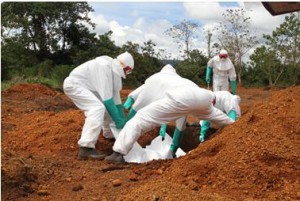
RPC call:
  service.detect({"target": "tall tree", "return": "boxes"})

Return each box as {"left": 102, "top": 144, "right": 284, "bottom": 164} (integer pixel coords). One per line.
{"left": 213, "top": 8, "right": 258, "bottom": 83}
{"left": 205, "top": 29, "right": 213, "bottom": 58}
{"left": 263, "top": 13, "right": 300, "bottom": 85}
{"left": 1, "top": 2, "right": 95, "bottom": 61}
{"left": 165, "top": 19, "right": 200, "bottom": 59}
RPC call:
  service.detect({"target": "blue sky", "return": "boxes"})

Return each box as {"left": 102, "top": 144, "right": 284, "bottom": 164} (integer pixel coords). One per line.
{"left": 90, "top": 2, "right": 187, "bottom": 26}
{"left": 90, "top": 2, "right": 241, "bottom": 26}
{"left": 86, "top": 2, "right": 290, "bottom": 60}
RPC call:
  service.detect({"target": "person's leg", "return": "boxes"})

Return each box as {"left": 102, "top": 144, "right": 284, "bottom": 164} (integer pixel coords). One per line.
{"left": 170, "top": 116, "right": 187, "bottom": 156}
{"left": 63, "top": 77, "right": 106, "bottom": 159}
{"left": 102, "top": 111, "right": 114, "bottom": 139}
{"left": 106, "top": 98, "right": 186, "bottom": 163}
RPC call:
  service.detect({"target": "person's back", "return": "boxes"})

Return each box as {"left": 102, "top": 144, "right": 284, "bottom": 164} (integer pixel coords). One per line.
{"left": 132, "top": 64, "right": 195, "bottom": 111}
{"left": 199, "top": 90, "right": 241, "bottom": 143}
{"left": 214, "top": 91, "right": 241, "bottom": 118}
{"left": 69, "top": 56, "right": 113, "bottom": 97}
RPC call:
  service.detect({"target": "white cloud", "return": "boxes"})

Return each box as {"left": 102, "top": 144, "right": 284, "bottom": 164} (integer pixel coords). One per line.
{"left": 183, "top": 2, "right": 231, "bottom": 22}
{"left": 87, "top": 2, "right": 289, "bottom": 61}
{"left": 88, "top": 13, "right": 110, "bottom": 34}
{"left": 242, "top": 2, "right": 286, "bottom": 37}
{"left": 88, "top": 13, "right": 181, "bottom": 59}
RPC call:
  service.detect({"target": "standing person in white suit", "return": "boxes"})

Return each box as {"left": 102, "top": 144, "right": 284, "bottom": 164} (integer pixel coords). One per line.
{"left": 122, "top": 64, "right": 193, "bottom": 156}
{"left": 63, "top": 52, "right": 134, "bottom": 160}
{"left": 199, "top": 91, "right": 241, "bottom": 143}
{"left": 105, "top": 86, "right": 234, "bottom": 164}
{"left": 205, "top": 49, "right": 237, "bottom": 94}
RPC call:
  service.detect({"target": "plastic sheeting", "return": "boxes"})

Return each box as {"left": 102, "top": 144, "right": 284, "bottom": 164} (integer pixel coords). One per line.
{"left": 110, "top": 124, "right": 186, "bottom": 163}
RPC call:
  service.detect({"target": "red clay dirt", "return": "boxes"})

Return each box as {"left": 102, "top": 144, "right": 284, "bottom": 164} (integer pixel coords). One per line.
{"left": 1, "top": 83, "right": 299, "bottom": 201}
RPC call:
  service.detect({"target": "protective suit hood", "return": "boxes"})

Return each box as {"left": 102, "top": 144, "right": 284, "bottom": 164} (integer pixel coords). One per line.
{"left": 112, "top": 59, "right": 126, "bottom": 79}
{"left": 160, "top": 64, "right": 177, "bottom": 74}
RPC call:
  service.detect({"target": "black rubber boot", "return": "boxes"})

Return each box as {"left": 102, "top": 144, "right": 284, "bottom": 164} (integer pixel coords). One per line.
{"left": 104, "top": 151, "right": 125, "bottom": 164}
{"left": 78, "top": 147, "right": 106, "bottom": 160}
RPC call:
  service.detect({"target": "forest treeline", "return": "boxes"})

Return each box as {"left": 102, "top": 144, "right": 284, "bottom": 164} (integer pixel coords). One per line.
{"left": 1, "top": 2, "right": 299, "bottom": 90}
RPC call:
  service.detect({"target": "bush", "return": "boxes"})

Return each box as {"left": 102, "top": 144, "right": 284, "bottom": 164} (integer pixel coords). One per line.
{"left": 50, "top": 65, "right": 75, "bottom": 88}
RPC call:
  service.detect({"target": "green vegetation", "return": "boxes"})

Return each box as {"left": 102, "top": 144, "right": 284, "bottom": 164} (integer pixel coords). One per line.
{"left": 1, "top": 2, "right": 299, "bottom": 91}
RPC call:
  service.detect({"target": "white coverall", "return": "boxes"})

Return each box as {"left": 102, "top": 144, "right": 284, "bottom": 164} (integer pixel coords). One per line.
{"left": 127, "top": 84, "right": 145, "bottom": 103}
{"left": 63, "top": 56, "right": 124, "bottom": 148}
{"left": 130, "top": 64, "right": 194, "bottom": 131}
{"left": 113, "top": 86, "right": 234, "bottom": 155}
{"left": 214, "top": 91, "right": 241, "bottom": 118}
{"left": 208, "top": 56, "right": 236, "bottom": 92}
{"left": 201, "top": 91, "right": 241, "bottom": 128}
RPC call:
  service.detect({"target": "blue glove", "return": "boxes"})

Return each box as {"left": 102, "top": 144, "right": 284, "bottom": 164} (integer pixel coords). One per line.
{"left": 159, "top": 124, "right": 167, "bottom": 140}
{"left": 228, "top": 110, "right": 237, "bottom": 121}
{"left": 170, "top": 127, "right": 184, "bottom": 157}
{"left": 230, "top": 80, "right": 237, "bottom": 95}
{"left": 199, "top": 120, "right": 210, "bottom": 143}
{"left": 125, "top": 108, "right": 137, "bottom": 122}
{"left": 205, "top": 66, "right": 212, "bottom": 84}
{"left": 103, "top": 98, "right": 125, "bottom": 129}
{"left": 123, "top": 96, "right": 134, "bottom": 109}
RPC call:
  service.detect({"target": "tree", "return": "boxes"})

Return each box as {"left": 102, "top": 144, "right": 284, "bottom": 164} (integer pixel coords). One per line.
{"left": 70, "top": 31, "right": 120, "bottom": 66}
{"left": 249, "top": 46, "right": 281, "bottom": 86}
{"left": 176, "top": 49, "right": 208, "bottom": 85}
{"left": 263, "top": 13, "right": 300, "bottom": 85}
{"left": 1, "top": 2, "right": 95, "bottom": 62}
{"left": 141, "top": 40, "right": 156, "bottom": 57}
{"left": 205, "top": 29, "right": 213, "bottom": 58}
{"left": 213, "top": 8, "right": 258, "bottom": 84}
{"left": 165, "top": 19, "right": 200, "bottom": 59}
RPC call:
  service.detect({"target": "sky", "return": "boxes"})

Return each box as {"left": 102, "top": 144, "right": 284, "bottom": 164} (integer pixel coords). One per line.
{"left": 86, "top": 1, "right": 291, "bottom": 60}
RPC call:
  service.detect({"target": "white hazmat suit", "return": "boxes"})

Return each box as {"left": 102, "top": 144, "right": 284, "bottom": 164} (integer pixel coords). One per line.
{"left": 206, "top": 50, "right": 237, "bottom": 93}
{"left": 112, "top": 86, "right": 234, "bottom": 156}
{"left": 63, "top": 52, "right": 134, "bottom": 150}
{"left": 124, "top": 64, "right": 194, "bottom": 153}
{"left": 125, "top": 64, "right": 192, "bottom": 129}
{"left": 199, "top": 90, "right": 241, "bottom": 143}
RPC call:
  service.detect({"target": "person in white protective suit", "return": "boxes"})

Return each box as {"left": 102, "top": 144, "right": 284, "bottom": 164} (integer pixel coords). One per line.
{"left": 122, "top": 64, "right": 193, "bottom": 155}
{"left": 105, "top": 86, "right": 234, "bottom": 163}
{"left": 206, "top": 49, "right": 237, "bottom": 94}
{"left": 63, "top": 52, "right": 134, "bottom": 160}
{"left": 199, "top": 91, "right": 241, "bottom": 143}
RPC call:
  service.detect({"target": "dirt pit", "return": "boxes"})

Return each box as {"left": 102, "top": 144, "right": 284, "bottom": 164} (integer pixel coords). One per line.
{"left": 2, "top": 83, "right": 299, "bottom": 201}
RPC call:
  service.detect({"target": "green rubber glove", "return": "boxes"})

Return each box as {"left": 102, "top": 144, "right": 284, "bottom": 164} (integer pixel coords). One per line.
{"left": 125, "top": 108, "right": 136, "bottom": 122}
{"left": 230, "top": 80, "right": 236, "bottom": 95}
{"left": 123, "top": 96, "right": 134, "bottom": 109}
{"left": 116, "top": 104, "right": 125, "bottom": 119}
{"left": 228, "top": 110, "right": 237, "bottom": 121}
{"left": 170, "top": 127, "right": 184, "bottom": 157}
{"left": 159, "top": 124, "right": 167, "bottom": 140}
{"left": 199, "top": 120, "right": 210, "bottom": 143}
{"left": 205, "top": 66, "right": 212, "bottom": 84}
{"left": 103, "top": 98, "right": 125, "bottom": 129}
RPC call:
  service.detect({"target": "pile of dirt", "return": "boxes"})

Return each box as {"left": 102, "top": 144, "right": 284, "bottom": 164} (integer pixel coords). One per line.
{"left": 1, "top": 83, "right": 299, "bottom": 201}
{"left": 121, "top": 86, "right": 300, "bottom": 200}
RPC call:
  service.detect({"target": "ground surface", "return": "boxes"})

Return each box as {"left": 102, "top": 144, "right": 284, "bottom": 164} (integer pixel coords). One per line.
{"left": 1, "top": 83, "right": 300, "bottom": 201}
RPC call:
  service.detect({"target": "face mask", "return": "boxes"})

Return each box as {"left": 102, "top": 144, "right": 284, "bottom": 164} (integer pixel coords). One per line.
{"left": 219, "top": 54, "right": 228, "bottom": 59}
{"left": 123, "top": 66, "right": 133, "bottom": 76}
{"left": 118, "top": 60, "right": 133, "bottom": 76}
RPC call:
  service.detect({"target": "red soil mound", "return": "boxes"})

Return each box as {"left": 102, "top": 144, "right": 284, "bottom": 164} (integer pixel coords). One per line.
{"left": 123, "top": 86, "right": 300, "bottom": 200}
{"left": 1, "top": 84, "right": 299, "bottom": 201}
